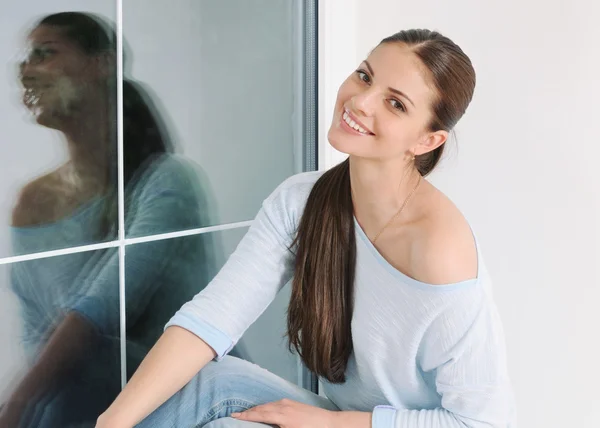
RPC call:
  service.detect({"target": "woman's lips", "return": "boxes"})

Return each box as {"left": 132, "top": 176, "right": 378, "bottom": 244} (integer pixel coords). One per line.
{"left": 341, "top": 108, "right": 374, "bottom": 135}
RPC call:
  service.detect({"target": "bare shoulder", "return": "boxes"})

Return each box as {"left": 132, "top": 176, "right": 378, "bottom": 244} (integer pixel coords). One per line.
{"left": 11, "top": 171, "right": 62, "bottom": 227}
{"left": 409, "top": 186, "right": 478, "bottom": 285}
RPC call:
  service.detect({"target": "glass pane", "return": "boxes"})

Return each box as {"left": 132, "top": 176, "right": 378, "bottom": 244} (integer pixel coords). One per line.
{"left": 125, "top": 227, "right": 299, "bottom": 384}
{"left": 122, "top": 0, "right": 306, "bottom": 233}
{"left": 0, "top": 5, "right": 118, "bottom": 258}
{"left": 0, "top": 250, "right": 121, "bottom": 426}
{"left": 123, "top": 154, "right": 214, "bottom": 240}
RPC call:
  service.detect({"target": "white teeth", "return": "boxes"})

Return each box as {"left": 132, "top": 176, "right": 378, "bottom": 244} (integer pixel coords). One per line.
{"left": 343, "top": 110, "right": 370, "bottom": 135}
{"left": 24, "top": 88, "right": 42, "bottom": 106}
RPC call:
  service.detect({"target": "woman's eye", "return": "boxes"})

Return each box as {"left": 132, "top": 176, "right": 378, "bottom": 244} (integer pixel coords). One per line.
{"left": 356, "top": 70, "right": 370, "bottom": 84}
{"left": 389, "top": 98, "right": 406, "bottom": 112}
{"left": 32, "top": 48, "right": 54, "bottom": 61}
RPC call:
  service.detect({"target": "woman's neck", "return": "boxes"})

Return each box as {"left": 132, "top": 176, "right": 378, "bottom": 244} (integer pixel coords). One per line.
{"left": 349, "top": 155, "right": 422, "bottom": 234}
{"left": 60, "top": 94, "right": 113, "bottom": 186}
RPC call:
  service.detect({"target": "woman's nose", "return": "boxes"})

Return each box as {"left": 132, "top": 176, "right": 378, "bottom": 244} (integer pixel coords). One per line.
{"left": 19, "top": 59, "right": 38, "bottom": 84}
{"left": 351, "top": 92, "right": 376, "bottom": 117}
{"left": 16, "top": 49, "right": 34, "bottom": 75}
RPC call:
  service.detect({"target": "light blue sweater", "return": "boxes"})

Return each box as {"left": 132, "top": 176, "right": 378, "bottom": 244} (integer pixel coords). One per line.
{"left": 167, "top": 171, "right": 517, "bottom": 428}
{"left": 11, "top": 155, "right": 218, "bottom": 366}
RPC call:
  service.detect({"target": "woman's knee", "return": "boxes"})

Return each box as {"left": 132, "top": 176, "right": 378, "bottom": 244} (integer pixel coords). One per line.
{"left": 137, "top": 356, "right": 266, "bottom": 427}
{"left": 197, "top": 356, "right": 274, "bottom": 396}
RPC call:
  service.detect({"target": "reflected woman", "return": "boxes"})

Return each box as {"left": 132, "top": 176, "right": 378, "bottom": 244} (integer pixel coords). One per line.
{"left": 0, "top": 12, "right": 221, "bottom": 428}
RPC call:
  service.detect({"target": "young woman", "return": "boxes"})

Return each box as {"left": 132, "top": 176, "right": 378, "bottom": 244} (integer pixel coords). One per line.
{"left": 0, "top": 12, "right": 220, "bottom": 428}
{"left": 97, "top": 29, "right": 516, "bottom": 428}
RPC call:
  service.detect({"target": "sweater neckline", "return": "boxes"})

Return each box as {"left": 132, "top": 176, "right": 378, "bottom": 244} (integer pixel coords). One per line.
{"left": 353, "top": 217, "right": 481, "bottom": 291}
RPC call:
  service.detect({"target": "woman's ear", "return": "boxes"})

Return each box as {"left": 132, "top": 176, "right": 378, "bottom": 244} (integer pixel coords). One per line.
{"left": 91, "top": 51, "right": 115, "bottom": 79}
{"left": 415, "top": 130, "right": 448, "bottom": 156}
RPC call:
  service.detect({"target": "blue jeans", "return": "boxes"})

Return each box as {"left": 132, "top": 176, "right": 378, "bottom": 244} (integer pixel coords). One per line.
{"left": 137, "top": 356, "right": 338, "bottom": 428}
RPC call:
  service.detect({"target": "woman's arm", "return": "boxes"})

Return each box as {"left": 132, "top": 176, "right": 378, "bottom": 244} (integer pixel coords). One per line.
{"left": 4, "top": 160, "right": 202, "bottom": 396}
{"left": 369, "top": 299, "right": 514, "bottom": 428}
{"left": 97, "top": 174, "right": 309, "bottom": 426}
{"left": 324, "top": 299, "right": 513, "bottom": 428}
{"left": 0, "top": 312, "right": 96, "bottom": 426}
{"left": 2, "top": 158, "right": 207, "bottom": 424}
{"left": 97, "top": 326, "right": 215, "bottom": 428}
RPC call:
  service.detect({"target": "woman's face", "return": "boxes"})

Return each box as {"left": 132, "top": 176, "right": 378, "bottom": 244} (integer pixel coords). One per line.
{"left": 19, "top": 25, "right": 100, "bottom": 128}
{"left": 327, "top": 42, "right": 447, "bottom": 162}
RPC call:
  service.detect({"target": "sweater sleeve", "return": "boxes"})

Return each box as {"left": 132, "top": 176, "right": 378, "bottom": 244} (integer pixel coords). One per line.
{"left": 165, "top": 175, "right": 304, "bottom": 359}
{"left": 372, "top": 289, "right": 515, "bottom": 428}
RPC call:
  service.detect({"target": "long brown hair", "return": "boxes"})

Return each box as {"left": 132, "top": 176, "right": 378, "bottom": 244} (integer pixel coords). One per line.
{"left": 37, "top": 13, "right": 172, "bottom": 238}
{"left": 287, "top": 29, "right": 477, "bottom": 383}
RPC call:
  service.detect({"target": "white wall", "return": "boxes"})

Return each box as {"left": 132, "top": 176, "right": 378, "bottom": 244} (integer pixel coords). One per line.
{"left": 317, "top": 0, "right": 355, "bottom": 170}
{"left": 320, "top": 1, "right": 599, "bottom": 426}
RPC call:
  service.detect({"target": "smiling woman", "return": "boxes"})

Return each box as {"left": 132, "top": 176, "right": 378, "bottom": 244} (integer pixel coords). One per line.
{"left": 96, "top": 29, "right": 514, "bottom": 428}
{"left": 14, "top": 12, "right": 171, "bottom": 232}
{"left": 327, "top": 40, "right": 472, "bottom": 172}
{"left": 20, "top": 28, "right": 94, "bottom": 129}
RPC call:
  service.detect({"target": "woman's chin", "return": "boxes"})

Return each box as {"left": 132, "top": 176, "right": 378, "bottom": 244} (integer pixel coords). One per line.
{"left": 327, "top": 127, "right": 350, "bottom": 153}
{"left": 327, "top": 129, "right": 367, "bottom": 158}
{"left": 31, "top": 109, "right": 62, "bottom": 130}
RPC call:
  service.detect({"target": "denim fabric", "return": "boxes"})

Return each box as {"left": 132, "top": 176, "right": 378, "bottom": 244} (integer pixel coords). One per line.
{"left": 137, "top": 356, "right": 337, "bottom": 428}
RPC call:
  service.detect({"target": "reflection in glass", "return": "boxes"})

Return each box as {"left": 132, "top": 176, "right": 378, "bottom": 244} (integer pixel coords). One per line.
{"left": 9, "top": 10, "right": 192, "bottom": 253}
{"left": 119, "top": 0, "right": 314, "bottom": 387}
{"left": 0, "top": 1, "right": 315, "bottom": 424}
{"left": 125, "top": 229, "right": 231, "bottom": 378}
{"left": 12, "top": 12, "right": 120, "bottom": 253}
{"left": 3, "top": 250, "right": 121, "bottom": 427}
{"left": 124, "top": 227, "right": 300, "bottom": 384}
{"left": 1, "top": 11, "right": 210, "bottom": 427}
{"left": 122, "top": 0, "right": 302, "bottom": 226}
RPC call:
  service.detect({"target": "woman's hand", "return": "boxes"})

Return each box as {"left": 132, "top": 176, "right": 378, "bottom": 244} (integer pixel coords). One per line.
{"left": 231, "top": 399, "right": 339, "bottom": 428}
